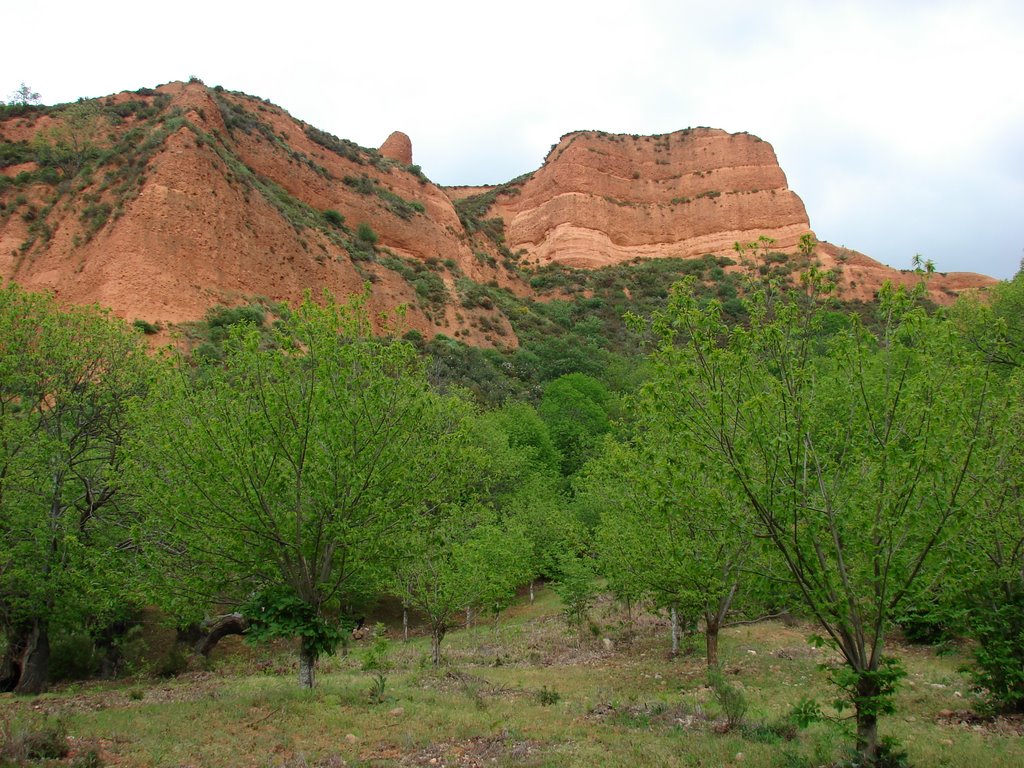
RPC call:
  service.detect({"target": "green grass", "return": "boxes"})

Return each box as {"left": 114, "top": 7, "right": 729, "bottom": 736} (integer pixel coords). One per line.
{"left": 3, "top": 590, "right": 1020, "bottom": 767}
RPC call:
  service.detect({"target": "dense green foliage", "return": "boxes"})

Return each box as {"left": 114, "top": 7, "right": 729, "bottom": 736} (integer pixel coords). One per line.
{"left": 124, "top": 294, "right": 467, "bottom": 687}
{"left": 627, "top": 267, "right": 998, "bottom": 762}
{"left": 583, "top": 428, "right": 754, "bottom": 665}
{"left": 390, "top": 408, "right": 538, "bottom": 664}
{"left": 2, "top": 251, "right": 1022, "bottom": 766}
{"left": 0, "top": 285, "right": 155, "bottom": 693}
{"left": 942, "top": 366, "right": 1024, "bottom": 712}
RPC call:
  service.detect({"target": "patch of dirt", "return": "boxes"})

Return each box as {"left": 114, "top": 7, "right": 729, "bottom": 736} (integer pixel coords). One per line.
{"left": 390, "top": 733, "right": 543, "bottom": 767}
{"left": 936, "top": 709, "right": 1024, "bottom": 736}
{"left": 415, "top": 669, "right": 528, "bottom": 705}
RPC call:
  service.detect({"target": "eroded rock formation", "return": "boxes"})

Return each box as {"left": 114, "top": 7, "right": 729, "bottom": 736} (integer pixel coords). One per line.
{"left": 0, "top": 82, "right": 997, "bottom": 348}
{"left": 379, "top": 131, "right": 413, "bottom": 165}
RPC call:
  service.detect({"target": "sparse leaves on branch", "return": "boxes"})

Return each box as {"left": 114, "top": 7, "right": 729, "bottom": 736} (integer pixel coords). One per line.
{"left": 7, "top": 82, "right": 40, "bottom": 106}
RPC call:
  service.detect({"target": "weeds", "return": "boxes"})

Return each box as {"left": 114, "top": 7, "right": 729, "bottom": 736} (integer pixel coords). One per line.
{"left": 70, "top": 747, "right": 105, "bottom": 768}
{"left": 708, "top": 666, "right": 748, "bottom": 730}
{"left": 0, "top": 714, "right": 69, "bottom": 762}
{"left": 537, "top": 686, "right": 560, "bottom": 706}
{"left": 362, "top": 624, "right": 391, "bottom": 704}
{"left": 367, "top": 672, "right": 387, "bottom": 704}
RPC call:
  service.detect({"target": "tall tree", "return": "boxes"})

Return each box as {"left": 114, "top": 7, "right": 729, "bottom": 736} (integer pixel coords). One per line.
{"left": 479, "top": 402, "right": 583, "bottom": 588}
{"left": 0, "top": 284, "right": 154, "bottom": 694}
{"left": 641, "top": 271, "right": 993, "bottom": 763}
{"left": 125, "top": 295, "right": 462, "bottom": 688}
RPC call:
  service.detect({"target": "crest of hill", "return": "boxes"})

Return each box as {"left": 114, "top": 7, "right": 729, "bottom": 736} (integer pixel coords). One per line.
{"left": 0, "top": 82, "right": 996, "bottom": 347}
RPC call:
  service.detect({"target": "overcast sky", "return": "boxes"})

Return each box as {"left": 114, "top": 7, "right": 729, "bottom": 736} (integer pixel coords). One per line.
{"left": 4, "top": 0, "right": 1021, "bottom": 278}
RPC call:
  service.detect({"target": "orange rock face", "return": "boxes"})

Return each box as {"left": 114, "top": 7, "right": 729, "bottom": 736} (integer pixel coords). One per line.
{"left": 379, "top": 131, "right": 413, "bottom": 165}
{"left": 812, "top": 242, "right": 994, "bottom": 305}
{"left": 0, "top": 83, "right": 997, "bottom": 346}
{"left": 491, "top": 129, "right": 811, "bottom": 268}
{"left": 0, "top": 84, "right": 519, "bottom": 347}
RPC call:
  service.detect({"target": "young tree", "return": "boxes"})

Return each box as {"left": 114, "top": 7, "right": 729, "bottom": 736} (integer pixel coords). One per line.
{"left": 552, "top": 554, "right": 597, "bottom": 645}
{"left": 7, "top": 82, "right": 41, "bottom": 106}
{"left": 393, "top": 511, "right": 531, "bottom": 665}
{"left": 391, "top": 412, "right": 535, "bottom": 665}
{"left": 585, "top": 433, "right": 752, "bottom": 666}
{"left": 0, "top": 284, "right": 155, "bottom": 694}
{"left": 642, "top": 272, "right": 993, "bottom": 763}
{"left": 125, "top": 294, "right": 462, "bottom": 688}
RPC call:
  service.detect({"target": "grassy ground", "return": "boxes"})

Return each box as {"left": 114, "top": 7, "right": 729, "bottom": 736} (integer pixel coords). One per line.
{"left": 2, "top": 588, "right": 1022, "bottom": 767}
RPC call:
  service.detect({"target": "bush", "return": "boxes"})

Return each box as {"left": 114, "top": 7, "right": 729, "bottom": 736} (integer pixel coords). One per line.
{"left": 368, "top": 671, "right": 387, "bottom": 703}
{"left": 403, "top": 329, "right": 424, "bottom": 347}
{"left": 133, "top": 319, "right": 161, "bottom": 335}
{"left": 356, "top": 222, "right": 378, "bottom": 246}
{"left": 205, "top": 304, "right": 266, "bottom": 330}
{"left": 193, "top": 341, "right": 224, "bottom": 362}
{"left": 537, "top": 686, "right": 560, "bottom": 705}
{"left": 967, "top": 593, "right": 1024, "bottom": 713}
{"left": 154, "top": 642, "right": 189, "bottom": 678}
{"left": 49, "top": 632, "right": 101, "bottom": 681}
{"left": 305, "top": 126, "right": 364, "bottom": 163}
{"left": 71, "top": 747, "right": 105, "bottom": 767}
{"left": 894, "top": 602, "right": 954, "bottom": 646}
{"left": 80, "top": 201, "right": 113, "bottom": 238}
{"left": 322, "top": 209, "right": 344, "bottom": 228}
{"left": 406, "top": 164, "right": 428, "bottom": 183}
{"left": 707, "top": 666, "right": 748, "bottom": 730}
{"left": 343, "top": 175, "right": 376, "bottom": 195}
{"left": 360, "top": 625, "right": 392, "bottom": 672}
{"left": 787, "top": 696, "right": 823, "bottom": 729}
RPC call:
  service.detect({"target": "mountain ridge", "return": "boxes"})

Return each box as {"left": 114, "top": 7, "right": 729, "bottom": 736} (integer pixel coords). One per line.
{"left": 0, "top": 80, "right": 996, "bottom": 347}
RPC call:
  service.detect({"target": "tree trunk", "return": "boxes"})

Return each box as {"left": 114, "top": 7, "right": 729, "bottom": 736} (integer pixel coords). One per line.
{"left": 670, "top": 603, "right": 680, "bottom": 656}
{"left": 855, "top": 675, "right": 881, "bottom": 764}
{"left": 529, "top": 580, "right": 534, "bottom": 604}
{"left": 13, "top": 619, "right": 50, "bottom": 695}
{"left": 705, "top": 620, "right": 720, "bottom": 668}
{"left": 195, "top": 613, "right": 249, "bottom": 656}
{"left": 465, "top": 607, "right": 473, "bottom": 629}
{"left": 0, "top": 626, "right": 28, "bottom": 692}
{"left": 705, "top": 583, "right": 735, "bottom": 668}
{"left": 403, "top": 606, "right": 409, "bottom": 642}
{"left": 431, "top": 628, "right": 445, "bottom": 667}
{"left": 298, "top": 640, "right": 316, "bottom": 689}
